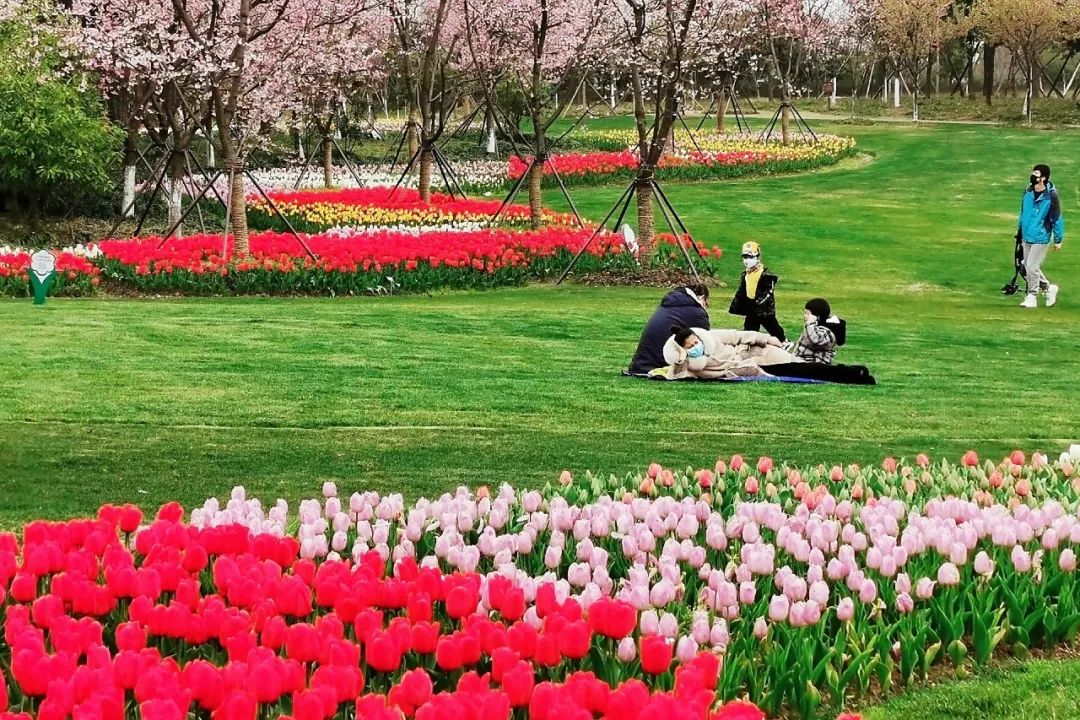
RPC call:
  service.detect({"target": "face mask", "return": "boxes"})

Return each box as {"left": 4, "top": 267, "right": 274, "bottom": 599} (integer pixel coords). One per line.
{"left": 687, "top": 343, "right": 706, "bottom": 359}
{"left": 742, "top": 256, "right": 760, "bottom": 270}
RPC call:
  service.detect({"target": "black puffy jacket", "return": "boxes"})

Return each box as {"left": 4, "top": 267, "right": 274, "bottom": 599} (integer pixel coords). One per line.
{"left": 728, "top": 268, "right": 778, "bottom": 318}
{"left": 628, "top": 288, "right": 710, "bottom": 374}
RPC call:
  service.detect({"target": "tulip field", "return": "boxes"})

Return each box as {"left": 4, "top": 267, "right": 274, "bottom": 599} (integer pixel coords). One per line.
{"left": 509, "top": 134, "right": 857, "bottom": 188}
{"left": 1, "top": 451, "right": 1080, "bottom": 720}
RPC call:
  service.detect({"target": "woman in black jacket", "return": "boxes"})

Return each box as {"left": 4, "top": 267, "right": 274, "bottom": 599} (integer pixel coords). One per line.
{"left": 628, "top": 285, "right": 710, "bottom": 374}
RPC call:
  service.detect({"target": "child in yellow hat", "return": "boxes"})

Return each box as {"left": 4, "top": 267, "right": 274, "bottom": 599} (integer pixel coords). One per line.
{"left": 728, "top": 241, "right": 786, "bottom": 343}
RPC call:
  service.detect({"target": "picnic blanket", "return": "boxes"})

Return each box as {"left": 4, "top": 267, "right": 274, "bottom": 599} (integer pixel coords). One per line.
{"left": 624, "top": 362, "right": 876, "bottom": 385}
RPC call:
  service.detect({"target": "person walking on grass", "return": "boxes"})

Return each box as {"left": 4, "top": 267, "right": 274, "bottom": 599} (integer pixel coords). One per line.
{"left": 729, "top": 241, "right": 787, "bottom": 344}
{"left": 1017, "top": 164, "right": 1065, "bottom": 308}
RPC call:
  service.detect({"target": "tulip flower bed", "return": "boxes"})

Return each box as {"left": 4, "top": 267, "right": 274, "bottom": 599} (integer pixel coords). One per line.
{"left": 90, "top": 226, "right": 633, "bottom": 295}
{"left": 0, "top": 248, "right": 102, "bottom": 297}
{"left": 514, "top": 134, "right": 857, "bottom": 188}
{"left": 248, "top": 188, "right": 576, "bottom": 234}
{"left": 0, "top": 452, "right": 1076, "bottom": 720}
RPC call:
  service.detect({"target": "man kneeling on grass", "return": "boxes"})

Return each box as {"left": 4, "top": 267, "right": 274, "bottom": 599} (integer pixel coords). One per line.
{"left": 627, "top": 285, "right": 710, "bottom": 375}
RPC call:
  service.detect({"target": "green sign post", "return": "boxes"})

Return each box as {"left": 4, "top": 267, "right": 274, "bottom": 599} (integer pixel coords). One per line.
{"left": 29, "top": 249, "right": 57, "bottom": 305}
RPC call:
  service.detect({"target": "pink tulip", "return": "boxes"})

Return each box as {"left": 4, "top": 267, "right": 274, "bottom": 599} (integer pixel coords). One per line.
{"left": 894, "top": 573, "right": 911, "bottom": 595}
{"left": 757, "top": 457, "right": 774, "bottom": 475}
{"left": 739, "top": 581, "right": 757, "bottom": 605}
{"left": 676, "top": 636, "right": 699, "bottom": 664}
{"left": 973, "top": 551, "right": 994, "bottom": 576}
{"left": 1060, "top": 548, "right": 1077, "bottom": 572}
{"left": 753, "top": 617, "right": 768, "bottom": 639}
{"left": 647, "top": 463, "right": 662, "bottom": 479}
{"left": 744, "top": 477, "right": 760, "bottom": 495}
{"left": 710, "top": 619, "right": 729, "bottom": 647}
{"left": 895, "top": 592, "right": 914, "bottom": 614}
{"left": 916, "top": 577, "right": 936, "bottom": 599}
{"left": 640, "top": 609, "right": 660, "bottom": 635}
{"left": 858, "top": 579, "right": 877, "bottom": 604}
{"left": 768, "top": 595, "right": 789, "bottom": 622}
{"left": 916, "top": 453, "right": 930, "bottom": 467}
{"left": 1011, "top": 450, "right": 1026, "bottom": 465}
{"left": 937, "top": 563, "right": 961, "bottom": 586}
{"left": 1011, "top": 545, "right": 1032, "bottom": 573}
{"left": 322, "top": 482, "right": 338, "bottom": 498}
{"left": 882, "top": 457, "right": 898, "bottom": 473}
{"left": 962, "top": 450, "right": 979, "bottom": 467}
{"left": 836, "top": 597, "right": 855, "bottom": 622}
{"left": 617, "top": 637, "right": 637, "bottom": 662}
{"left": 730, "top": 454, "right": 745, "bottom": 472}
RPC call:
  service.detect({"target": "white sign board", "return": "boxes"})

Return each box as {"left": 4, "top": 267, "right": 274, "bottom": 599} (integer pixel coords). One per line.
{"left": 30, "top": 250, "right": 57, "bottom": 283}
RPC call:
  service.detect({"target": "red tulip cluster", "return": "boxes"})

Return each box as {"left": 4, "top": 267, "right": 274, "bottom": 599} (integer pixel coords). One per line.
{"left": 249, "top": 187, "right": 578, "bottom": 231}
{"left": 0, "top": 502, "right": 758, "bottom": 720}
{"left": 97, "top": 227, "right": 625, "bottom": 278}
{"left": 507, "top": 151, "right": 780, "bottom": 181}
{"left": 0, "top": 250, "right": 101, "bottom": 297}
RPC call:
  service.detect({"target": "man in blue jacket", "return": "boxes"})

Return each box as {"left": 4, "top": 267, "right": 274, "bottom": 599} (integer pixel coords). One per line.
{"left": 628, "top": 285, "right": 710, "bottom": 374}
{"left": 1017, "top": 164, "right": 1065, "bottom": 308}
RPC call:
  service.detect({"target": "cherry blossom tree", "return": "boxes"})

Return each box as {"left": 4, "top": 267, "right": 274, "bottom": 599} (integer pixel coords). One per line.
{"left": 463, "top": 0, "right": 605, "bottom": 227}
{"left": 295, "top": 16, "right": 390, "bottom": 187}
{"left": 387, "top": 0, "right": 461, "bottom": 201}
{"left": 607, "top": 0, "right": 701, "bottom": 260}
{"left": 688, "top": 0, "right": 757, "bottom": 132}
{"left": 66, "top": 0, "right": 178, "bottom": 220}
{"left": 749, "top": 0, "right": 833, "bottom": 144}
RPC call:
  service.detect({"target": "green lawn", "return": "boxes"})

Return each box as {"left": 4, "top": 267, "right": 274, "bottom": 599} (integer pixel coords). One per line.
{"left": 2, "top": 120, "right": 1078, "bottom": 525}
{"left": 866, "top": 659, "right": 1080, "bottom": 720}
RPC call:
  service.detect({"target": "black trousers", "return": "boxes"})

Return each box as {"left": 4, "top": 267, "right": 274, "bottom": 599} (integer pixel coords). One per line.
{"left": 765, "top": 362, "right": 876, "bottom": 385}
{"left": 743, "top": 313, "right": 787, "bottom": 342}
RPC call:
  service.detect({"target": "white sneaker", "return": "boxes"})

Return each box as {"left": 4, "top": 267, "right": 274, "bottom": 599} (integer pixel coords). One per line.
{"left": 1020, "top": 294, "right": 1038, "bottom": 308}
{"left": 781, "top": 341, "right": 794, "bottom": 352}
{"left": 1046, "top": 284, "right": 1059, "bottom": 307}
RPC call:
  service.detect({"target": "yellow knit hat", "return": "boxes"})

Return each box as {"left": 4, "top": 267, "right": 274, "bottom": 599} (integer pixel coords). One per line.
{"left": 741, "top": 241, "right": 761, "bottom": 256}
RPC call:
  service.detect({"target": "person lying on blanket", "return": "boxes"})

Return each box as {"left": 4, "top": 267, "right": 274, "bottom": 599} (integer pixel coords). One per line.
{"left": 658, "top": 324, "right": 795, "bottom": 380}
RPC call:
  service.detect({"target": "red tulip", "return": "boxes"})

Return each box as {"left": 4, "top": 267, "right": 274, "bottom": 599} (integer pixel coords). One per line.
{"left": 366, "top": 631, "right": 403, "bottom": 673}
{"left": 445, "top": 584, "right": 478, "bottom": 620}
{"left": 397, "top": 668, "right": 434, "bottom": 707}
{"left": 501, "top": 660, "right": 535, "bottom": 707}
{"left": 557, "top": 620, "right": 591, "bottom": 660}
{"left": 639, "top": 635, "right": 673, "bottom": 675}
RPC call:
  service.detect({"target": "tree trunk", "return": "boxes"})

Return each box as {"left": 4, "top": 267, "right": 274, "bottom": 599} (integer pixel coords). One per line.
{"left": 122, "top": 130, "right": 139, "bottom": 218}
{"left": 715, "top": 89, "right": 727, "bottom": 133}
{"left": 984, "top": 44, "right": 996, "bottom": 106}
{"left": 167, "top": 151, "right": 186, "bottom": 237}
{"left": 635, "top": 178, "right": 655, "bottom": 264}
{"left": 219, "top": 136, "right": 249, "bottom": 254}
{"left": 418, "top": 146, "right": 434, "bottom": 201}
{"left": 781, "top": 102, "right": 791, "bottom": 146}
{"left": 1025, "top": 61, "right": 1034, "bottom": 125}
{"left": 527, "top": 160, "right": 544, "bottom": 230}
{"left": 407, "top": 106, "right": 421, "bottom": 161}
{"left": 122, "top": 164, "right": 137, "bottom": 219}
{"left": 323, "top": 136, "right": 334, "bottom": 188}
{"left": 480, "top": 105, "right": 494, "bottom": 148}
